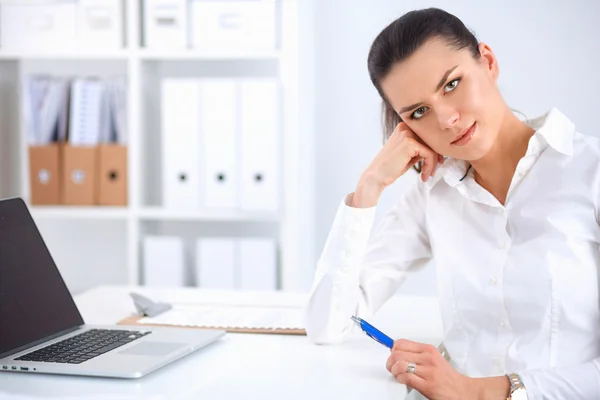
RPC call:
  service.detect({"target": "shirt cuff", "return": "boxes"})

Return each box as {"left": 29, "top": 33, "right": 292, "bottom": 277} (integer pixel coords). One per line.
{"left": 517, "top": 358, "right": 600, "bottom": 400}
{"left": 316, "top": 193, "right": 377, "bottom": 275}
{"left": 338, "top": 192, "right": 377, "bottom": 241}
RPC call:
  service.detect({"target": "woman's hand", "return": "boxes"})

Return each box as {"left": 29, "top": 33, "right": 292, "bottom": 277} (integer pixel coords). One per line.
{"left": 352, "top": 122, "right": 443, "bottom": 208}
{"left": 386, "top": 339, "right": 473, "bottom": 400}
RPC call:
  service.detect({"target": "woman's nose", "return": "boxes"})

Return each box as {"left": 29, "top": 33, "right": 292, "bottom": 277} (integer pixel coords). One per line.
{"left": 437, "top": 106, "right": 460, "bottom": 130}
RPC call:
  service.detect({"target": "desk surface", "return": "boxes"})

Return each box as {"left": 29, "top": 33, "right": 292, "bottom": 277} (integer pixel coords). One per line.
{"left": 0, "top": 286, "right": 442, "bottom": 400}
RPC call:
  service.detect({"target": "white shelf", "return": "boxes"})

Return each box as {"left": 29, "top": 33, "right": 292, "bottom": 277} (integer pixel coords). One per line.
{"left": 137, "top": 49, "right": 281, "bottom": 61}
{"left": 0, "top": 50, "right": 130, "bottom": 61}
{"left": 0, "top": 49, "right": 280, "bottom": 62}
{"left": 29, "top": 206, "right": 131, "bottom": 220}
{"left": 1, "top": 0, "right": 313, "bottom": 293}
{"left": 137, "top": 207, "right": 279, "bottom": 222}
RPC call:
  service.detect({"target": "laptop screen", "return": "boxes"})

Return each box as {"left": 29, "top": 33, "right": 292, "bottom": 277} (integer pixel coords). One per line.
{"left": 0, "top": 198, "right": 84, "bottom": 358}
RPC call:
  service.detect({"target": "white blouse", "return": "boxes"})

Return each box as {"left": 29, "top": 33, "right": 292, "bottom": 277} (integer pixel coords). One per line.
{"left": 305, "top": 108, "right": 600, "bottom": 399}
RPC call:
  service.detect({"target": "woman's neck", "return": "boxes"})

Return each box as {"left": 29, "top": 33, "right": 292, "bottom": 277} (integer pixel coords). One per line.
{"left": 470, "top": 110, "right": 535, "bottom": 205}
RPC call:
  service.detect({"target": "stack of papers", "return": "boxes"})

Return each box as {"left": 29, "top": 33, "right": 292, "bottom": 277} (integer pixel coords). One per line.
{"left": 24, "top": 76, "right": 70, "bottom": 146}
{"left": 139, "top": 304, "right": 305, "bottom": 331}
{"left": 23, "top": 75, "right": 127, "bottom": 146}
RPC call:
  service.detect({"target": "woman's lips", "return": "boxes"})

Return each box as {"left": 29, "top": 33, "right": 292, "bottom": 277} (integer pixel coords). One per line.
{"left": 451, "top": 122, "right": 476, "bottom": 146}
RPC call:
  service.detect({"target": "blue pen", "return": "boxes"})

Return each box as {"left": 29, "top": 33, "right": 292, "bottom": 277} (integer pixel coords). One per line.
{"left": 351, "top": 316, "right": 394, "bottom": 349}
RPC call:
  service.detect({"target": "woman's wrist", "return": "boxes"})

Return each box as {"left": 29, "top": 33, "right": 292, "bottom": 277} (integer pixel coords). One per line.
{"left": 352, "top": 174, "right": 385, "bottom": 208}
{"left": 470, "top": 376, "right": 511, "bottom": 400}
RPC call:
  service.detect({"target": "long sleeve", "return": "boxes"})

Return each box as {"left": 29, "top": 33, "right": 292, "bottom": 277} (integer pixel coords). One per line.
{"left": 518, "top": 357, "right": 600, "bottom": 399}
{"left": 305, "top": 180, "right": 432, "bottom": 344}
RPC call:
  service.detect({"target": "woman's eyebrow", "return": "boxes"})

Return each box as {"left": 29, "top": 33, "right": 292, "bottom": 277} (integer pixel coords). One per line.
{"left": 398, "top": 65, "right": 459, "bottom": 114}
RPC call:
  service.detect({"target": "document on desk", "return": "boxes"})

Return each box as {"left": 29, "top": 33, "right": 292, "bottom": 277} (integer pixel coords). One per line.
{"left": 137, "top": 304, "right": 304, "bottom": 332}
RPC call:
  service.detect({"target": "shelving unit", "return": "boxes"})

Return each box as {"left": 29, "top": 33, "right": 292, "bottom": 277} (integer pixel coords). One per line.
{"left": 0, "top": 0, "right": 314, "bottom": 294}
{"left": 29, "top": 206, "right": 131, "bottom": 220}
{"left": 0, "top": 51, "right": 131, "bottom": 61}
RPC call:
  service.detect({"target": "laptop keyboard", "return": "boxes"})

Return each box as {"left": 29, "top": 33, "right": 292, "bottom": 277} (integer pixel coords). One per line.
{"left": 15, "top": 329, "right": 152, "bottom": 364}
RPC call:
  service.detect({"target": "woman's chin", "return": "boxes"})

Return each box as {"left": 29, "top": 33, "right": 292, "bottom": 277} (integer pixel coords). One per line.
{"left": 451, "top": 142, "right": 494, "bottom": 162}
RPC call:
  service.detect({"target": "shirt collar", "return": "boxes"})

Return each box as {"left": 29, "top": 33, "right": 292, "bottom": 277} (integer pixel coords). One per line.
{"left": 427, "top": 158, "right": 470, "bottom": 188}
{"left": 429, "top": 107, "right": 576, "bottom": 188}
{"left": 525, "top": 107, "right": 575, "bottom": 157}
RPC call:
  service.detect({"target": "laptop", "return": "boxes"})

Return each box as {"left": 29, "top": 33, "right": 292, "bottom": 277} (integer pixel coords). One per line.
{"left": 0, "top": 197, "right": 225, "bottom": 378}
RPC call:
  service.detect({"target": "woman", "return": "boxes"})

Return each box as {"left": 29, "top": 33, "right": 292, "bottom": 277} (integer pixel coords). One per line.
{"left": 305, "top": 7, "right": 600, "bottom": 400}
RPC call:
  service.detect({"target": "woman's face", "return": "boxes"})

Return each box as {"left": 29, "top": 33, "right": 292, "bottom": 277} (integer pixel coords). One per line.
{"left": 380, "top": 38, "right": 505, "bottom": 161}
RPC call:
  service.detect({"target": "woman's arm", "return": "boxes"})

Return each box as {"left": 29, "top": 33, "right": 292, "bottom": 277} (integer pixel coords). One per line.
{"left": 305, "top": 178, "right": 432, "bottom": 344}
{"left": 304, "top": 122, "right": 442, "bottom": 344}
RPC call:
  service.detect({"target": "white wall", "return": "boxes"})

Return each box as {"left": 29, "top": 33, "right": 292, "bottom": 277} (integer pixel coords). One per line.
{"left": 311, "top": 0, "right": 600, "bottom": 296}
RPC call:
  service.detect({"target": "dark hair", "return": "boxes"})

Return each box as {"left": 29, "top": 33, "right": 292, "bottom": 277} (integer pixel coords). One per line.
{"left": 367, "top": 8, "right": 480, "bottom": 172}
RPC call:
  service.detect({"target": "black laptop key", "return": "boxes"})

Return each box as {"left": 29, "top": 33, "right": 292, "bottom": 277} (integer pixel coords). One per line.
{"left": 94, "top": 342, "right": 125, "bottom": 355}
{"left": 16, "top": 329, "right": 152, "bottom": 363}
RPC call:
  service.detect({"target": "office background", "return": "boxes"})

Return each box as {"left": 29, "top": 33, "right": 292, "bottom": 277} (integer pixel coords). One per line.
{"left": 0, "top": 0, "right": 598, "bottom": 297}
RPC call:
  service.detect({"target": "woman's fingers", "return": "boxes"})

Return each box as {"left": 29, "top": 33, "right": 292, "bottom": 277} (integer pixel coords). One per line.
{"left": 393, "top": 339, "right": 434, "bottom": 353}
{"left": 391, "top": 360, "right": 433, "bottom": 380}
{"left": 386, "top": 350, "right": 432, "bottom": 372}
{"left": 413, "top": 144, "right": 439, "bottom": 182}
{"left": 431, "top": 158, "right": 438, "bottom": 178}
{"left": 417, "top": 146, "right": 445, "bottom": 180}
{"left": 394, "top": 369, "right": 428, "bottom": 394}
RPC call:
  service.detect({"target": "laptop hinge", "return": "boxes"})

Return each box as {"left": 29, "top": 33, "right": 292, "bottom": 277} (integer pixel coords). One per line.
{"left": 0, "top": 325, "right": 83, "bottom": 359}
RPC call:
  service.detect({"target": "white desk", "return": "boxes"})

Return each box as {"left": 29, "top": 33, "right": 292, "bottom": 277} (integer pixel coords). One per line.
{"left": 0, "top": 286, "right": 442, "bottom": 400}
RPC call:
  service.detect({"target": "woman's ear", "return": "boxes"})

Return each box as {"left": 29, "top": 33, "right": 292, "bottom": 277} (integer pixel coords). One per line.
{"left": 478, "top": 42, "right": 499, "bottom": 82}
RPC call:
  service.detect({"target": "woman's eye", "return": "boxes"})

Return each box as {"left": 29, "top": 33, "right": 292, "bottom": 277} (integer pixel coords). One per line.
{"left": 444, "top": 78, "right": 460, "bottom": 93}
{"left": 411, "top": 106, "right": 428, "bottom": 120}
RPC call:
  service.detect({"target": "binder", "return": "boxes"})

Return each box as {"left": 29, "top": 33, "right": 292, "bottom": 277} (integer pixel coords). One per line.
{"left": 161, "top": 79, "right": 201, "bottom": 209}
{"left": 28, "top": 145, "right": 62, "bottom": 205}
{"left": 142, "top": 236, "right": 186, "bottom": 287}
{"left": 62, "top": 145, "right": 97, "bottom": 205}
{"left": 97, "top": 77, "right": 128, "bottom": 205}
{"left": 68, "top": 78, "right": 104, "bottom": 147}
{"left": 239, "top": 238, "right": 277, "bottom": 290}
{"left": 199, "top": 80, "right": 238, "bottom": 209}
{"left": 77, "top": 0, "right": 124, "bottom": 50}
{"left": 63, "top": 78, "right": 104, "bottom": 205}
{"left": 143, "top": 0, "right": 188, "bottom": 49}
{"left": 195, "top": 238, "right": 236, "bottom": 289}
{"left": 25, "top": 76, "right": 70, "bottom": 205}
{"left": 97, "top": 144, "right": 127, "bottom": 205}
{"left": 239, "top": 80, "right": 279, "bottom": 211}
{"left": 24, "top": 76, "right": 70, "bottom": 146}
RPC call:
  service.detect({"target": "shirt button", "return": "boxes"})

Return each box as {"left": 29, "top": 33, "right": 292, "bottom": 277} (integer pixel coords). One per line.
{"left": 500, "top": 320, "right": 508, "bottom": 329}
{"left": 499, "top": 241, "right": 508, "bottom": 249}
{"left": 490, "top": 277, "right": 498, "bottom": 285}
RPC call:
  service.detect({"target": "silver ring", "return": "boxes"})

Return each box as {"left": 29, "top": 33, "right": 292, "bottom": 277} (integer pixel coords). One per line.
{"left": 405, "top": 362, "right": 417, "bottom": 374}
